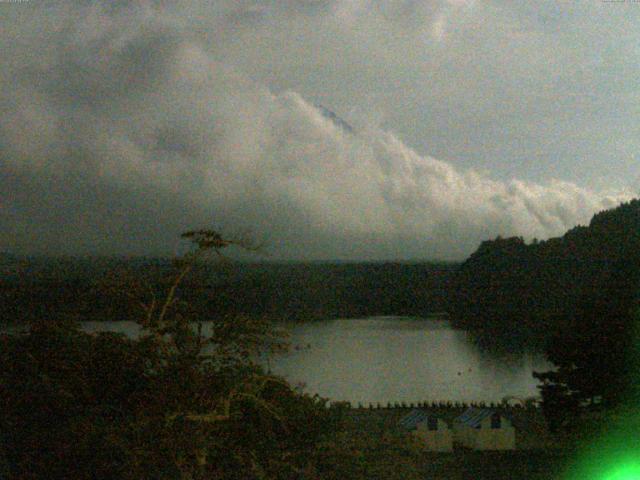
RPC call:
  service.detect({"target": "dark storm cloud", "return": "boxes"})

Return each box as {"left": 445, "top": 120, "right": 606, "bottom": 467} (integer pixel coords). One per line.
{"left": 0, "top": 1, "right": 634, "bottom": 259}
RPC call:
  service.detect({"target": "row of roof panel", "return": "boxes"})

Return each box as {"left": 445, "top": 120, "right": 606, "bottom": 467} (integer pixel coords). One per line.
{"left": 399, "top": 407, "right": 511, "bottom": 430}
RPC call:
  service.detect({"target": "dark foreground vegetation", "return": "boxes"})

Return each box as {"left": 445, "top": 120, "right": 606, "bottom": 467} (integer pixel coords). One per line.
{"left": 0, "top": 232, "right": 432, "bottom": 480}
{"left": 0, "top": 320, "right": 434, "bottom": 479}
{"left": 0, "top": 311, "right": 569, "bottom": 479}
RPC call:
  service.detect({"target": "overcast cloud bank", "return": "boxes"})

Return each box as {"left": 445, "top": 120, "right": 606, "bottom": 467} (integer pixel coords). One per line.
{"left": 0, "top": 2, "right": 634, "bottom": 260}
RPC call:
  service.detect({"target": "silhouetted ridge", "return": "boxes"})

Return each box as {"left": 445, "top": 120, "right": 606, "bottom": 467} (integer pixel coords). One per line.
{"left": 449, "top": 198, "right": 640, "bottom": 351}
{"left": 0, "top": 260, "right": 456, "bottom": 324}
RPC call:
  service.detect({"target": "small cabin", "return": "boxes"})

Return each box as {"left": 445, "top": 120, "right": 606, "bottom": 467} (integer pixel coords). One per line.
{"left": 399, "top": 409, "right": 453, "bottom": 452}
{"left": 453, "top": 408, "right": 515, "bottom": 450}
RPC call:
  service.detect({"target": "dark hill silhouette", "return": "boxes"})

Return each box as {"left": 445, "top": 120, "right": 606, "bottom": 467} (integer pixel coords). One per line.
{"left": 449, "top": 198, "right": 640, "bottom": 350}
{"left": 0, "top": 259, "right": 456, "bottom": 325}
{"left": 449, "top": 199, "right": 640, "bottom": 424}
{"left": 449, "top": 199, "right": 640, "bottom": 346}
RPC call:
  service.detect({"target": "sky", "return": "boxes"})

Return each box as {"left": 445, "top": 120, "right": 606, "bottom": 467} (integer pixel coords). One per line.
{"left": 1, "top": 0, "right": 639, "bottom": 260}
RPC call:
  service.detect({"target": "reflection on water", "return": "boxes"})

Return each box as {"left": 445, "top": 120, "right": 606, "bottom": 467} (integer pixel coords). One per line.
{"left": 4, "top": 317, "right": 551, "bottom": 404}
{"left": 269, "top": 317, "right": 551, "bottom": 404}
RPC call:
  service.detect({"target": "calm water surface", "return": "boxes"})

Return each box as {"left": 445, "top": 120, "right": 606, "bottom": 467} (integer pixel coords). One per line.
{"left": 78, "top": 316, "right": 550, "bottom": 404}
{"left": 269, "top": 317, "right": 550, "bottom": 404}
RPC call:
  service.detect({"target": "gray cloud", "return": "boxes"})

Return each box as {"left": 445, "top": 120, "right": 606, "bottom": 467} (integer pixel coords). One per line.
{"left": 0, "top": 1, "right": 635, "bottom": 260}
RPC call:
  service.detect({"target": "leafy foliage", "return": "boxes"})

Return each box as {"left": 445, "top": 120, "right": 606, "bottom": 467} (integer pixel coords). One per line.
{"left": 0, "top": 230, "right": 428, "bottom": 479}
{"left": 0, "top": 231, "right": 331, "bottom": 479}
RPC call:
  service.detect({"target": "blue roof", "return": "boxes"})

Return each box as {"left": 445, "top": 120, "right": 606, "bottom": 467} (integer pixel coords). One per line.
{"left": 455, "top": 408, "right": 496, "bottom": 428}
{"left": 398, "top": 409, "right": 439, "bottom": 430}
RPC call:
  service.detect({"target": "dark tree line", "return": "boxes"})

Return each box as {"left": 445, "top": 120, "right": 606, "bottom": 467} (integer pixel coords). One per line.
{"left": 0, "top": 259, "right": 456, "bottom": 325}
{"left": 450, "top": 199, "right": 640, "bottom": 430}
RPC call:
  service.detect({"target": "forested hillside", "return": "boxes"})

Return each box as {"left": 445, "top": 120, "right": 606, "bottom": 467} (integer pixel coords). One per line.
{"left": 0, "top": 259, "right": 456, "bottom": 324}
{"left": 450, "top": 199, "right": 640, "bottom": 348}
{"left": 450, "top": 199, "right": 640, "bottom": 427}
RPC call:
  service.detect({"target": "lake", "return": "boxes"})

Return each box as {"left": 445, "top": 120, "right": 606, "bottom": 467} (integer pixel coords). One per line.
{"left": 76, "top": 316, "right": 550, "bottom": 405}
